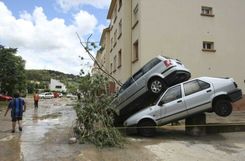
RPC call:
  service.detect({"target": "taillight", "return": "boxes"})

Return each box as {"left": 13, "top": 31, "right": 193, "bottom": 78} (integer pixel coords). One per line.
{"left": 233, "top": 82, "right": 238, "bottom": 88}
{"left": 164, "top": 60, "right": 172, "bottom": 67}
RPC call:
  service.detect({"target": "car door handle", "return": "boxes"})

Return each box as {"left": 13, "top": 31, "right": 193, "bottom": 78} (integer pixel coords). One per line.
{"left": 206, "top": 90, "right": 212, "bottom": 93}
{"left": 177, "top": 100, "right": 182, "bottom": 103}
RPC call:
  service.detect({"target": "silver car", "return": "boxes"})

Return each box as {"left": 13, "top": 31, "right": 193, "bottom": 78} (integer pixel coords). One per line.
{"left": 112, "top": 55, "right": 191, "bottom": 123}
{"left": 39, "top": 92, "right": 54, "bottom": 99}
{"left": 124, "top": 77, "right": 242, "bottom": 136}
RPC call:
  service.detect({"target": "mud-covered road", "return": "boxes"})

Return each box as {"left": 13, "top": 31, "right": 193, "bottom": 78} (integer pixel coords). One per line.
{"left": 1, "top": 97, "right": 245, "bottom": 161}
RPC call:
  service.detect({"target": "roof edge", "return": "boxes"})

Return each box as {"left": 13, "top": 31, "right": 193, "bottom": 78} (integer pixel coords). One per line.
{"left": 99, "top": 27, "right": 110, "bottom": 46}
{"left": 107, "top": 0, "right": 116, "bottom": 19}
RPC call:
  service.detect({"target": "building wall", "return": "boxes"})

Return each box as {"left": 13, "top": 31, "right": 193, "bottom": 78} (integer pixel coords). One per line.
{"left": 100, "top": 28, "right": 111, "bottom": 74}
{"left": 49, "top": 79, "right": 67, "bottom": 92}
{"left": 102, "top": 0, "right": 245, "bottom": 92}
{"left": 131, "top": 0, "right": 141, "bottom": 73}
{"left": 139, "top": 0, "right": 245, "bottom": 92}
{"left": 108, "top": 0, "right": 132, "bottom": 85}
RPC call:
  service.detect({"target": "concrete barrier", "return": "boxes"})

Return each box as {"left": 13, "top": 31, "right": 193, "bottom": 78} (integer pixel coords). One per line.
{"left": 185, "top": 113, "right": 206, "bottom": 136}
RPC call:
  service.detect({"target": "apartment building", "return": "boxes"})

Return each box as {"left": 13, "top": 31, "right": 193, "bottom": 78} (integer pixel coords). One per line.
{"left": 97, "top": 0, "right": 245, "bottom": 92}
{"left": 49, "top": 79, "right": 67, "bottom": 92}
{"left": 94, "top": 27, "right": 110, "bottom": 74}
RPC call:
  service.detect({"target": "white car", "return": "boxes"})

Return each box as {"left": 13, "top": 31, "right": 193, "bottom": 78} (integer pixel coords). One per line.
{"left": 112, "top": 55, "right": 191, "bottom": 124}
{"left": 39, "top": 92, "right": 54, "bottom": 99}
{"left": 124, "top": 77, "right": 242, "bottom": 136}
{"left": 66, "top": 93, "right": 77, "bottom": 100}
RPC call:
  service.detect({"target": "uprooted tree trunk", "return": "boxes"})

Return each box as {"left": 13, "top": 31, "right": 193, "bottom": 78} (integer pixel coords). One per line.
{"left": 74, "top": 74, "right": 124, "bottom": 148}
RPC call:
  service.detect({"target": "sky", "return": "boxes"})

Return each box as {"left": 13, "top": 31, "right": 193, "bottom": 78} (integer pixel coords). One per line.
{"left": 0, "top": 0, "right": 111, "bottom": 75}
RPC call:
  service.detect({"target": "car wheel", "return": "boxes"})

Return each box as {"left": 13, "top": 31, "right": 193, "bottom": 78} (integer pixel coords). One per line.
{"left": 138, "top": 120, "right": 156, "bottom": 137}
{"left": 213, "top": 99, "right": 232, "bottom": 117}
{"left": 148, "top": 78, "right": 166, "bottom": 94}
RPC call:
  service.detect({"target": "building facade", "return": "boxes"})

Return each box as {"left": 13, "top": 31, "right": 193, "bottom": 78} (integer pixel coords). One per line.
{"left": 49, "top": 79, "right": 67, "bottom": 92}
{"left": 97, "top": 0, "right": 245, "bottom": 92}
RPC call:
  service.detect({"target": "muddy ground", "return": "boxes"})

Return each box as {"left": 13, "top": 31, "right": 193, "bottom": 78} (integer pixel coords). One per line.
{"left": 0, "top": 96, "right": 245, "bottom": 161}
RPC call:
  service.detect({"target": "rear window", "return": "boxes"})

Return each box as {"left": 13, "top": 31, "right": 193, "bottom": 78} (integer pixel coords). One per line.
{"left": 142, "top": 58, "right": 161, "bottom": 73}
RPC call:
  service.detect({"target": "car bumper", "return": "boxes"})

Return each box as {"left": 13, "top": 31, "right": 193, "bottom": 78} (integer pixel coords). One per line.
{"left": 228, "top": 89, "right": 242, "bottom": 102}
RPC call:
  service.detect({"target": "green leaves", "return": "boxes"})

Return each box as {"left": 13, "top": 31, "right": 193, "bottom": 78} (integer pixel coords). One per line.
{"left": 74, "top": 74, "right": 124, "bottom": 148}
{"left": 0, "top": 46, "right": 26, "bottom": 95}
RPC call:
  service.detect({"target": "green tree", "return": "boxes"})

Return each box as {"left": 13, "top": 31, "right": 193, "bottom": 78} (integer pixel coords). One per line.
{"left": 0, "top": 46, "right": 26, "bottom": 95}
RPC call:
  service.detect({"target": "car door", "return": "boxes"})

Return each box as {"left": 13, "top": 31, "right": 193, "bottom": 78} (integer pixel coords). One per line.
{"left": 183, "top": 79, "right": 214, "bottom": 115}
{"left": 158, "top": 85, "right": 187, "bottom": 124}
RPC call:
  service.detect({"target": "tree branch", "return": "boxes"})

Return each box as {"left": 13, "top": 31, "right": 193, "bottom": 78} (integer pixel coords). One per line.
{"left": 76, "top": 33, "right": 122, "bottom": 87}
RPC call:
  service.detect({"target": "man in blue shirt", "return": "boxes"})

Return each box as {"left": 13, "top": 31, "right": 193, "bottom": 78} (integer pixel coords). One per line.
{"left": 4, "top": 92, "right": 26, "bottom": 133}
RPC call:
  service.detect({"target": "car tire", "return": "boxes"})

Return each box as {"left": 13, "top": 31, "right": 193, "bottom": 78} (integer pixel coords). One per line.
{"left": 138, "top": 120, "right": 156, "bottom": 137}
{"left": 148, "top": 78, "right": 166, "bottom": 94}
{"left": 213, "top": 99, "right": 232, "bottom": 117}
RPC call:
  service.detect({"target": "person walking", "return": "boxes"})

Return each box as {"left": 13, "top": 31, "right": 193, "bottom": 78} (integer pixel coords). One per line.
{"left": 33, "top": 91, "right": 40, "bottom": 108}
{"left": 4, "top": 92, "right": 26, "bottom": 133}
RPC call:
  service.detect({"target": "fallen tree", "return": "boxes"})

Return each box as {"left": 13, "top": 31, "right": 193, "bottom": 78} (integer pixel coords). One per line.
{"left": 74, "top": 74, "right": 124, "bottom": 148}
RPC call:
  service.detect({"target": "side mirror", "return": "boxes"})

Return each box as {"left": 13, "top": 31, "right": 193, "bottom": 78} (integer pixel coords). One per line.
{"left": 158, "top": 100, "right": 164, "bottom": 106}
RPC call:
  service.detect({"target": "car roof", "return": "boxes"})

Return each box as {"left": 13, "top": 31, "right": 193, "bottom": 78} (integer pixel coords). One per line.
{"left": 165, "top": 76, "right": 213, "bottom": 89}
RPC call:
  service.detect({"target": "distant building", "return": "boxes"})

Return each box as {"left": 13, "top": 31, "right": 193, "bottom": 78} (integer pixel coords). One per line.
{"left": 49, "top": 79, "right": 67, "bottom": 92}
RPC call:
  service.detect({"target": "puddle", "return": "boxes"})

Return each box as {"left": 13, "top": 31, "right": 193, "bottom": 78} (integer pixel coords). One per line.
{"left": 0, "top": 135, "right": 15, "bottom": 142}
{"left": 18, "top": 101, "right": 78, "bottom": 161}
{"left": 34, "top": 112, "right": 62, "bottom": 120}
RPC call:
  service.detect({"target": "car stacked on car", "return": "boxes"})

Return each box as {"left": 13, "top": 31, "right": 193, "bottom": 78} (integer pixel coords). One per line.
{"left": 112, "top": 55, "right": 243, "bottom": 136}
{"left": 112, "top": 55, "right": 191, "bottom": 124}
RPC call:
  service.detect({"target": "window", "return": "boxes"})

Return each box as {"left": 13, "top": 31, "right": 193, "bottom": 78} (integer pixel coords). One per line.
{"left": 132, "top": 3, "right": 139, "bottom": 29}
{"left": 198, "top": 80, "right": 210, "bottom": 90}
{"left": 114, "top": 30, "right": 117, "bottom": 47}
{"left": 132, "top": 40, "right": 139, "bottom": 63}
{"left": 113, "top": 55, "right": 117, "bottom": 72}
{"left": 202, "top": 41, "right": 216, "bottom": 52}
{"left": 118, "top": 78, "right": 134, "bottom": 94}
{"left": 118, "top": 19, "right": 122, "bottom": 39}
{"left": 55, "top": 85, "right": 62, "bottom": 89}
{"left": 142, "top": 58, "right": 161, "bottom": 73}
{"left": 110, "top": 63, "right": 113, "bottom": 74}
{"left": 201, "top": 6, "right": 214, "bottom": 17}
{"left": 184, "top": 80, "right": 211, "bottom": 96}
{"left": 134, "top": 4, "right": 139, "bottom": 14}
{"left": 110, "top": 37, "right": 113, "bottom": 50}
{"left": 161, "top": 85, "right": 182, "bottom": 104}
{"left": 113, "top": 4, "right": 117, "bottom": 23}
{"left": 132, "top": 69, "right": 144, "bottom": 81}
{"left": 118, "top": 49, "right": 122, "bottom": 68}
{"left": 118, "top": 0, "right": 122, "bottom": 11}
{"left": 184, "top": 80, "right": 202, "bottom": 96}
